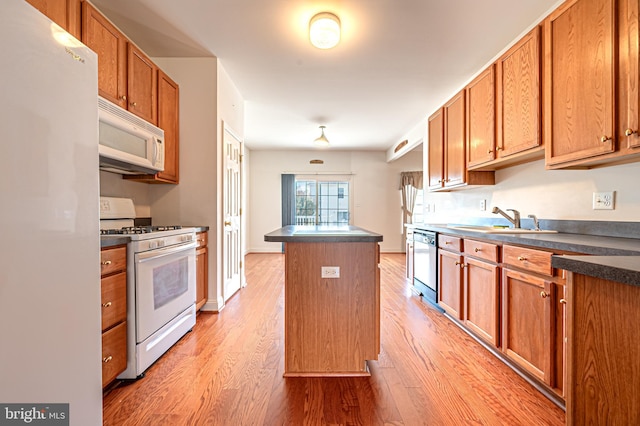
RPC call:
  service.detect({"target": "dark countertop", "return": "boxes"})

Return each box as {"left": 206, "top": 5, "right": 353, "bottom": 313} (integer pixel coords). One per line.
{"left": 410, "top": 222, "right": 640, "bottom": 288}
{"left": 264, "top": 225, "right": 383, "bottom": 243}
{"left": 410, "top": 223, "right": 640, "bottom": 256}
{"left": 552, "top": 256, "right": 640, "bottom": 288}
{"left": 100, "top": 235, "right": 130, "bottom": 248}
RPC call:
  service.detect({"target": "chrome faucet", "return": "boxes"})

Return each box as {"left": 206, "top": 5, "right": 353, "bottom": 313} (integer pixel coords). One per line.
{"left": 528, "top": 214, "right": 540, "bottom": 231}
{"left": 491, "top": 207, "right": 521, "bottom": 228}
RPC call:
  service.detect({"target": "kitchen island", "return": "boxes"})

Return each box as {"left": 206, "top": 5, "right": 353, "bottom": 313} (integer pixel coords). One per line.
{"left": 264, "top": 225, "right": 383, "bottom": 377}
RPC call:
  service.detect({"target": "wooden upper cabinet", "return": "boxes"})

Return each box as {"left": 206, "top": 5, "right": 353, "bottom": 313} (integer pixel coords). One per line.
{"left": 127, "top": 45, "right": 158, "bottom": 124}
{"left": 445, "top": 90, "right": 467, "bottom": 188}
{"left": 126, "top": 70, "right": 179, "bottom": 184}
{"left": 156, "top": 70, "right": 179, "bottom": 183}
{"left": 427, "top": 108, "right": 445, "bottom": 191}
{"left": 466, "top": 66, "right": 496, "bottom": 168}
{"left": 25, "top": 0, "right": 81, "bottom": 39}
{"left": 496, "top": 26, "right": 542, "bottom": 159}
{"left": 621, "top": 0, "right": 640, "bottom": 150}
{"left": 82, "top": 1, "right": 127, "bottom": 109}
{"left": 544, "top": 0, "right": 616, "bottom": 167}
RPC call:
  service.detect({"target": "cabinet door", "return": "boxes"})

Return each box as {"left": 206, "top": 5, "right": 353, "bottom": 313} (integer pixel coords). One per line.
{"left": 623, "top": 0, "right": 640, "bottom": 149}
{"left": 463, "top": 257, "right": 500, "bottom": 346}
{"left": 466, "top": 66, "right": 496, "bottom": 168}
{"left": 25, "top": 0, "right": 81, "bottom": 39}
{"left": 444, "top": 90, "right": 466, "bottom": 188}
{"left": 544, "top": 0, "right": 615, "bottom": 166}
{"left": 497, "top": 27, "right": 541, "bottom": 158}
{"left": 195, "top": 245, "right": 208, "bottom": 311}
{"left": 502, "top": 269, "right": 553, "bottom": 384}
{"left": 157, "top": 70, "right": 179, "bottom": 183}
{"left": 438, "top": 249, "right": 463, "bottom": 319}
{"left": 82, "top": 2, "right": 127, "bottom": 109}
{"left": 127, "top": 44, "right": 158, "bottom": 124}
{"left": 427, "top": 108, "right": 445, "bottom": 190}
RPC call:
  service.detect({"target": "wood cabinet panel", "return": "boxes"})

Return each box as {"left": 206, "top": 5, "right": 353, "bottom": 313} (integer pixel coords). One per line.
{"left": 544, "top": 0, "right": 616, "bottom": 167}
{"left": 497, "top": 26, "right": 542, "bottom": 158}
{"left": 463, "top": 239, "right": 499, "bottom": 263}
{"left": 101, "top": 322, "right": 127, "bottom": 388}
{"left": 464, "top": 257, "right": 500, "bottom": 346}
{"left": 100, "top": 246, "right": 127, "bottom": 276}
{"left": 438, "top": 249, "right": 463, "bottom": 319}
{"left": 284, "top": 242, "right": 379, "bottom": 376}
{"left": 622, "top": 0, "right": 640, "bottom": 149}
{"left": 156, "top": 70, "right": 179, "bottom": 182}
{"left": 82, "top": 2, "right": 127, "bottom": 109}
{"left": 502, "top": 245, "right": 553, "bottom": 276}
{"left": 502, "top": 269, "right": 553, "bottom": 383}
{"left": 101, "top": 272, "right": 127, "bottom": 331}
{"left": 466, "top": 66, "right": 496, "bottom": 168}
{"left": 566, "top": 273, "right": 640, "bottom": 425}
{"left": 445, "top": 90, "right": 466, "bottom": 188}
{"left": 438, "top": 234, "right": 462, "bottom": 251}
{"left": 427, "top": 108, "right": 445, "bottom": 190}
{"left": 127, "top": 44, "right": 157, "bottom": 124}
{"left": 25, "top": 0, "right": 81, "bottom": 39}
{"left": 195, "top": 244, "right": 208, "bottom": 312}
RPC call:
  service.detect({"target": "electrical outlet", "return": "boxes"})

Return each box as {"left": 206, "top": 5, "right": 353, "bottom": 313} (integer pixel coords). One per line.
{"left": 593, "top": 191, "right": 615, "bottom": 210}
{"left": 321, "top": 266, "right": 340, "bottom": 278}
{"left": 479, "top": 199, "right": 486, "bottom": 211}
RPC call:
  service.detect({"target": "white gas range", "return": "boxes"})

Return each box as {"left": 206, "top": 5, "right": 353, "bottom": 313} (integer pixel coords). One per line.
{"left": 100, "top": 197, "right": 197, "bottom": 379}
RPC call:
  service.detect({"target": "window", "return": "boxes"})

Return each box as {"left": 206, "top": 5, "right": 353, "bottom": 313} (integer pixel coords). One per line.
{"left": 295, "top": 176, "right": 351, "bottom": 225}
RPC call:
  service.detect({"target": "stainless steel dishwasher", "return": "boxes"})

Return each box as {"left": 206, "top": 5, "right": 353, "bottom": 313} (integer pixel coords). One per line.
{"left": 412, "top": 229, "right": 443, "bottom": 311}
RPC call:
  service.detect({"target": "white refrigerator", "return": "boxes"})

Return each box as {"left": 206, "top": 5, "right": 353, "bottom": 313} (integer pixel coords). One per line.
{"left": 0, "top": 0, "right": 103, "bottom": 424}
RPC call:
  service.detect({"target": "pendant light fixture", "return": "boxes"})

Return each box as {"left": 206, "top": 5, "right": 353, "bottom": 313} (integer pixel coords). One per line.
{"left": 309, "top": 12, "right": 341, "bottom": 49}
{"left": 313, "top": 125, "right": 330, "bottom": 147}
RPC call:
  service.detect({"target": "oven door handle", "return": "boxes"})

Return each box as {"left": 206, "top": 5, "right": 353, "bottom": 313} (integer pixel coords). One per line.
{"left": 136, "top": 241, "right": 197, "bottom": 262}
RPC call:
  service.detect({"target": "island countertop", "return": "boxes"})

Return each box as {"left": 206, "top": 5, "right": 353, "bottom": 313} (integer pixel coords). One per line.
{"left": 264, "top": 225, "right": 383, "bottom": 243}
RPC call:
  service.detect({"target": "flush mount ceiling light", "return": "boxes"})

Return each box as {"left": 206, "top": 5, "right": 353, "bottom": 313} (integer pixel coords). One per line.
{"left": 313, "top": 126, "right": 330, "bottom": 147}
{"left": 309, "top": 12, "right": 341, "bottom": 49}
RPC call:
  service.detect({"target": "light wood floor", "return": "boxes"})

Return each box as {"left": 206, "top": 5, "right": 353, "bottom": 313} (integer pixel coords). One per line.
{"left": 103, "top": 253, "right": 565, "bottom": 425}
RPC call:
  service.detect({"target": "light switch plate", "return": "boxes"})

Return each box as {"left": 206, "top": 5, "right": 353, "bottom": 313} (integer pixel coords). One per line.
{"left": 321, "top": 266, "right": 340, "bottom": 278}
{"left": 593, "top": 191, "right": 615, "bottom": 210}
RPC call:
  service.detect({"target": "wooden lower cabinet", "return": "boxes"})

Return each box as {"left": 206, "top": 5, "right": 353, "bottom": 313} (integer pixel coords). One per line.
{"left": 463, "top": 239, "right": 500, "bottom": 346}
{"left": 438, "top": 247, "right": 463, "bottom": 319}
{"left": 100, "top": 245, "right": 127, "bottom": 388}
{"left": 501, "top": 269, "right": 554, "bottom": 383}
{"left": 195, "top": 231, "right": 208, "bottom": 311}
{"left": 566, "top": 273, "right": 640, "bottom": 425}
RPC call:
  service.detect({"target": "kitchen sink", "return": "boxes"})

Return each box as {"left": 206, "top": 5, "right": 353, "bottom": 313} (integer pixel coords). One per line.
{"left": 446, "top": 225, "right": 557, "bottom": 234}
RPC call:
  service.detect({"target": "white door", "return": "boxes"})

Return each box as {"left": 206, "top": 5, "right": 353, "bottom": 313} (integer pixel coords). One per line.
{"left": 223, "top": 126, "right": 242, "bottom": 301}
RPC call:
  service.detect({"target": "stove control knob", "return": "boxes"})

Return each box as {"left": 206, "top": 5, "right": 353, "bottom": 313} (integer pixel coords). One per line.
{"left": 149, "top": 241, "right": 157, "bottom": 249}
{"left": 158, "top": 240, "right": 165, "bottom": 247}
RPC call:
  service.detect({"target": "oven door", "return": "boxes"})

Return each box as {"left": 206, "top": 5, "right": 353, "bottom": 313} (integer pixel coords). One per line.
{"left": 134, "top": 241, "right": 197, "bottom": 343}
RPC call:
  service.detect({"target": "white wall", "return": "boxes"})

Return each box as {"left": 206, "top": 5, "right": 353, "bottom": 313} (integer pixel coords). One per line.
{"left": 248, "top": 149, "right": 423, "bottom": 253}
{"left": 422, "top": 158, "right": 640, "bottom": 224}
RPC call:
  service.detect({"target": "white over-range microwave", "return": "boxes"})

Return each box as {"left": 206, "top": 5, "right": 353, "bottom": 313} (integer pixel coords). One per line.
{"left": 98, "top": 96, "right": 165, "bottom": 175}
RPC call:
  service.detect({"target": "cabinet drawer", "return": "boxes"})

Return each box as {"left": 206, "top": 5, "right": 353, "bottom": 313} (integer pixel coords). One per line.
{"left": 196, "top": 231, "right": 208, "bottom": 247}
{"left": 102, "top": 321, "right": 127, "bottom": 388}
{"left": 439, "top": 234, "right": 462, "bottom": 251}
{"left": 503, "top": 245, "right": 553, "bottom": 276}
{"left": 101, "top": 272, "right": 127, "bottom": 331}
{"left": 101, "top": 246, "right": 126, "bottom": 276}
{"left": 464, "top": 239, "right": 499, "bottom": 263}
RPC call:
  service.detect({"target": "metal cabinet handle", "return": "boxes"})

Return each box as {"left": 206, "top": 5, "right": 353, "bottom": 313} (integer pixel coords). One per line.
{"left": 517, "top": 256, "right": 527, "bottom": 261}
{"left": 120, "top": 95, "right": 127, "bottom": 101}
{"left": 487, "top": 149, "right": 493, "bottom": 154}
{"left": 559, "top": 299, "right": 567, "bottom": 304}
{"left": 540, "top": 291, "right": 549, "bottom": 299}
{"left": 600, "top": 135, "right": 612, "bottom": 143}
{"left": 102, "top": 355, "right": 113, "bottom": 363}
{"left": 224, "top": 221, "right": 232, "bottom": 226}
{"left": 474, "top": 247, "right": 481, "bottom": 252}
{"left": 102, "top": 301, "right": 112, "bottom": 308}
{"left": 101, "top": 260, "right": 112, "bottom": 266}
{"left": 496, "top": 146, "right": 503, "bottom": 151}
{"left": 130, "top": 101, "right": 137, "bottom": 107}
{"left": 625, "top": 128, "right": 637, "bottom": 137}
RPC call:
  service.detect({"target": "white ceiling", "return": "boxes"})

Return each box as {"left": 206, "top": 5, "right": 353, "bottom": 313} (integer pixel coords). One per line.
{"left": 90, "top": 0, "right": 560, "bottom": 152}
